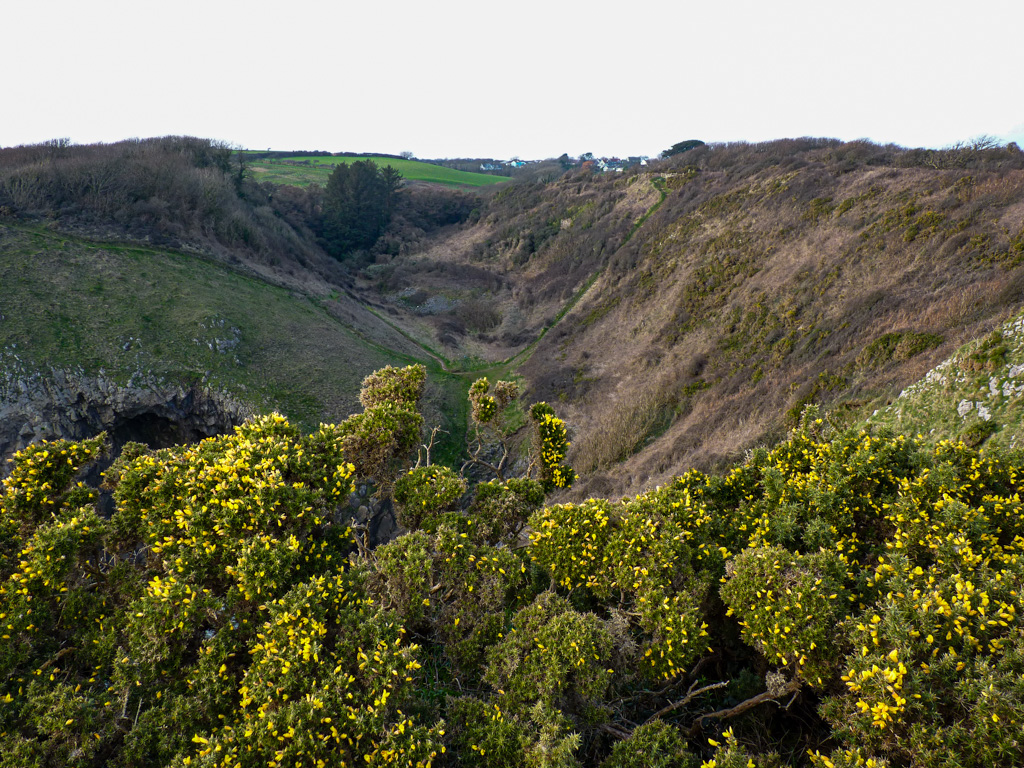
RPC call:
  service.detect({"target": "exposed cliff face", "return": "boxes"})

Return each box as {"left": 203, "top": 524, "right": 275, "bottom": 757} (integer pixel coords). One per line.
{"left": 0, "top": 365, "right": 252, "bottom": 477}
{"left": 0, "top": 362, "right": 411, "bottom": 543}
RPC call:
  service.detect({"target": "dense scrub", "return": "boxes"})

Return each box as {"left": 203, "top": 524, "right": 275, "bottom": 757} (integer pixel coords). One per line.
{"left": 0, "top": 138, "right": 480, "bottom": 277}
{"left": 0, "top": 137, "right": 329, "bottom": 269}
{"left": 3, "top": 362, "right": 1024, "bottom": 767}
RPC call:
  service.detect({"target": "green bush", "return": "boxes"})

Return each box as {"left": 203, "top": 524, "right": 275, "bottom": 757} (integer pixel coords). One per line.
{"left": 600, "top": 720, "right": 696, "bottom": 768}
{"left": 337, "top": 401, "right": 423, "bottom": 482}
{"left": 720, "top": 546, "right": 849, "bottom": 684}
{"left": 857, "top": 331, "right": 943, "bottom": 368}
{"left": 359, "top": 364, "right": 427, "bottom": 409}
{"left": 469, "top": 477, "right": 545, "bottom": 544}
{"left": 393, "top": 465, "right": 467, "bottom": 530}
{"left": 485, "top": 592, "right": 614, "bottom": 719}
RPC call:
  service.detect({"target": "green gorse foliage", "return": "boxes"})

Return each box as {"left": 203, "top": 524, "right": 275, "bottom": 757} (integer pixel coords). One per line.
{"left": 5, "top": 368, "right": 1024, "bottom": 766}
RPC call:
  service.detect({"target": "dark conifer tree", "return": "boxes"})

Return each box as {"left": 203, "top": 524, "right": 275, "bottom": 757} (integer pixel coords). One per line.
{"left": 321, "top": 160, "right": 402, "bottom": 257}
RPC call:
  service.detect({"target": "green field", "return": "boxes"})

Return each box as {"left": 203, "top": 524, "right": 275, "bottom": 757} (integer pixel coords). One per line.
{"left": 247, "top": 154, "right": 509, "bottom": 188}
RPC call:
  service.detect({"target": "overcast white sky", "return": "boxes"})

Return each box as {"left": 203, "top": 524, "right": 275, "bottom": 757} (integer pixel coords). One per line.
{"left": 3, "top": 0, "right": 1023, "bottom": 159}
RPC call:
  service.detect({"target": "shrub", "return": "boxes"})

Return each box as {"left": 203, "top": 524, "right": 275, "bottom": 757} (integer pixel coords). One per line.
{"left": 364, "top": 525, "right": 533, "bottom": 678}
{"left": 337, "top": 401, "right": 423, "bottom": 482}
{"left": 0, "top": 407, "right": 453, "bottom": 768}
{"left": 469, "top": 477, "right": 545, "bottom": 544}
{"left": 720, "top": 546, "right": 849, "bottom": 684}
{"left": 857, "top": 332, "right": 943, "bottom": 368}
{"left": 446, "top": 696, "right": 527, "bottom": 768}
{"left": 962, "top": 418, "right": 999, "bottom": 448}
{"left": 469, "top": 377, "right": 519, "bottom": 424}
{"left": 359, "top": 364, "right": 427, "bottom": 409}
{"left": 485, "top": 591, "right": 614, "bottom": 719}
{"left": 393, "top": 465, "right": 467, "bottom": 530}
{"left": 530, "top": 403, "right": 576, "bottom": 491}
{"left": 10, "top": 361, "right": 1024, "bottom": 766}
{"left": 600, "top": 721, "right": 696, "bottom": 768}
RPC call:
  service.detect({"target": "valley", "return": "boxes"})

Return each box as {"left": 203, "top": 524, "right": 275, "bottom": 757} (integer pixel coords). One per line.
{"left": 3, "top": 135, "right": 1024, "bottom": 767}
{"left": 3, "top": 137, "right": 1024, "bottom": 499}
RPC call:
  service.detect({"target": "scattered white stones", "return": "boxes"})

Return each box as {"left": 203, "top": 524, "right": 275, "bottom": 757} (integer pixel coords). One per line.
{"left": 958, "top": 400, "right": 974, "bottom": 418}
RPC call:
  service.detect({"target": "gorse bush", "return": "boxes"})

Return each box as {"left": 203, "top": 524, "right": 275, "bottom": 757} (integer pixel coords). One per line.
{"left": 4, "top": 367, "right": 1024, "bottom": 766}
{"left": 0, "top": 409, "right": 442, "bottom": 768}
{"left": 393, "top": 466, "right": 467, "bottom": 531}
{"left": 720, "top": 546, "right": 849, "bottom": 685}
{"left": 467, "top": 477, "right": 545, "bottom": 545}
{"left": 530, "top": 402, "right": 577, "bottom": 492}
{"left": 359, "top": 364, "right": 426, "bottom": 410}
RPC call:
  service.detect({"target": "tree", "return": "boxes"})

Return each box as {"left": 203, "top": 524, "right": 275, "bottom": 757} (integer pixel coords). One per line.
{"left": 381, "top": 164, "right": 403, "bottom": 216}
{"left": 661, "top": 139, "right": 705, "bottom": 158}
{"left": 321, "top": 159, "right": 402, "bottom": 257}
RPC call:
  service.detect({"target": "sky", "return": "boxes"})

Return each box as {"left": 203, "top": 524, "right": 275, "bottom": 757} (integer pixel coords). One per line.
{"left": 3, "top": 0, "right": 1023, "bottom": 160}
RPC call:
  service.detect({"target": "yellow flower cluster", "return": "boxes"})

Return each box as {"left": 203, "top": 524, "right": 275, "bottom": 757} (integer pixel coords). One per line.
{"left": 529, "top": 500, "right": 708, "bottom": 679}
{"left": 528, "top": 500, "right": 613, "bottom": 591}
{"left": 1, "top": 436, "right": 104, "bottom": 527}
{"left": 116, "top": 414, "right": 355, "bottom": 598}
{"left": 530, "top": 404, "right": 576, "bottom": 491}
{"left": 720, "top": 545, "right": 845, "bottom": 684}
{"left": 843, "top": 646, "right": 908, "bottom": 729}
{"left": 183, "top": 573, "right": 443, "bottom": 768}
{"left": 808, "top": 747, "right": 888, "bottom": 768}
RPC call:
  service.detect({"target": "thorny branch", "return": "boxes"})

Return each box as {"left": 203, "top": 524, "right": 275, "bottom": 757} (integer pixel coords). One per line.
{"left": 642, "top": 680, "right": 730, "bottom": 726}
{"left": 415, "top": 427, "right": 446, "bottom": 468}
{"left": 350, "top": 518, "right": 371, "bottom": 560}
{"left": 461, "top": 422, "right": 510, "bottom": 481}
{"left": 607, "top": 670, "right": 803, "bottom": 741}
{"left": 686, "top": 676, "right": 802, "bottom": 737}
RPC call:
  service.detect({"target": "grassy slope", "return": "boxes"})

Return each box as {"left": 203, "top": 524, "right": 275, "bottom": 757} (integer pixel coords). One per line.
{"left": 866, "top": 309, "right": 1024, "bottom": 452}
{"left": 542, "top": 163, "right": 1024, "bottom": 498}
{"left": 248, "top": 155, "right": 509, "bottom": 188}
{"left": 0, "top": 224, "right": 467, "bottom": 453}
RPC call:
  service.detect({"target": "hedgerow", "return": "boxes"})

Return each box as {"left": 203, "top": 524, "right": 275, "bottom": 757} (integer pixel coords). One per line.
{"left": 4, "top": 371, "right": 1024, "bottom": 766}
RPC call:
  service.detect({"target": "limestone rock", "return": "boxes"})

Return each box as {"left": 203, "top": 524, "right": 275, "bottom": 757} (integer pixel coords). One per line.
{"left": 0, "top": 366, "right": 252, "bottom": 476}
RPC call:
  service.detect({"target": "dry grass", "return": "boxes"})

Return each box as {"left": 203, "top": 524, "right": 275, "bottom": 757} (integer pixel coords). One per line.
{"left": 506, "top": 144, "right": 1024, "bottom": 499}
{"left": 571, "top": 382, "right": 665, "bottom": 475}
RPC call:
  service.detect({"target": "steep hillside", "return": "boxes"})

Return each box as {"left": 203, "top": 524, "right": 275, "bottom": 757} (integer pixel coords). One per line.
{"left": 866, "top": 308, "right": 1024, "bottom": 451}
{"left": 0, "top": 139, "right": 479, "bottom": 467}
{"left": 6, "top": 136, "right": 1024, "bottom": 500}
{"left": 359, "top": 139, "right": 1024, "bottom": 499}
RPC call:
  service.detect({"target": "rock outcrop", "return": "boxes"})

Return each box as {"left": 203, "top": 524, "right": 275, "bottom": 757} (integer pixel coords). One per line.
{"left": 0, "top": 364, "right": 252, "bottom": 476}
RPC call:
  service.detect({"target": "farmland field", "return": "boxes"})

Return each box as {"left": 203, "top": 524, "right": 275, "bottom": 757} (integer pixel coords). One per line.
{"left": 247, "top": 154, "right": 509, "bottom": 188}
